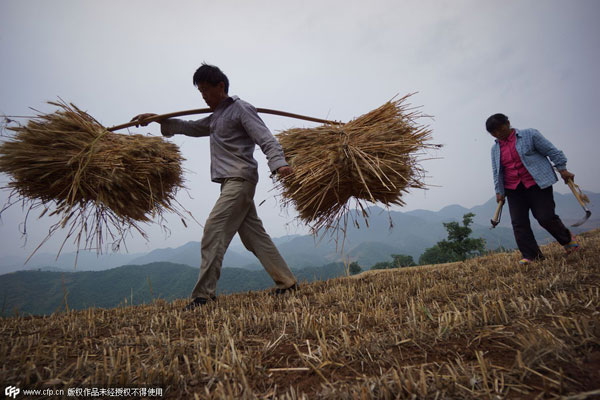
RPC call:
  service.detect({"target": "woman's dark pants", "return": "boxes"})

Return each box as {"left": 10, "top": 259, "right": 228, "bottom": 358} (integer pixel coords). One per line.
{"left": 505, "top": 183, "right": 571, "bottom": 260}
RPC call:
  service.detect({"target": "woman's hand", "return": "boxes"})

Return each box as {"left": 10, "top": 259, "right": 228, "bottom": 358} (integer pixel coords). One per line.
{"left": 559, "top": 169, "right": 575, "bottom": 184}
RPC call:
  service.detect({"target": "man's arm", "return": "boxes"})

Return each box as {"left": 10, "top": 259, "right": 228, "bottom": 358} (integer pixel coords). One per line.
{"left": 239, "top": 103, "right": 289, "bottom": 174}
{"left": 130, "top": 113, "right": 211, "bottom": 137}
{"left": 160, "top": 117, "right": 211, "bottom": 138}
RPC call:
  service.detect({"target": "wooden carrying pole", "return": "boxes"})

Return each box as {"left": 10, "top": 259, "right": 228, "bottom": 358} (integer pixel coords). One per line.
{"left": 107, "top": 108, "right": 342, "bottom": 132}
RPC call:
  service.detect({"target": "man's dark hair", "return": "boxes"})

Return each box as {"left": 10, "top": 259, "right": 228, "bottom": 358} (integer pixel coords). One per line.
{"left": 485, "top": 113, "right": 510, "bottom": 133}
{"left": 193, "top": 63, "right": 229, "bottom": 94}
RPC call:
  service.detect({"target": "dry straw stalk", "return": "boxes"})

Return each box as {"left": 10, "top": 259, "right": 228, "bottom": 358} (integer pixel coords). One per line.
{"left": 1, "top": 230, "right": 597, "bottom": 398}
{"left": 275, "top": 94, "right": 438, "bottom": 235}
{"left": 0, "top": 100, "right": 186, "bottom": 261}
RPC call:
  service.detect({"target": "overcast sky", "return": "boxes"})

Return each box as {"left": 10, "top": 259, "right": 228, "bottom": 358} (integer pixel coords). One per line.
{"left": 1, "top": 0, "right": 599, "bottom": 259}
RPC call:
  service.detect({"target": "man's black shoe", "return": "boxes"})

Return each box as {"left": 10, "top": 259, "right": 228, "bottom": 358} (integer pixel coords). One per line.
{"left": 183, "top": 296, "right": 215, "bottom": 311}
{"left": 272, "top": 283, "right": 299, "bottom": 295}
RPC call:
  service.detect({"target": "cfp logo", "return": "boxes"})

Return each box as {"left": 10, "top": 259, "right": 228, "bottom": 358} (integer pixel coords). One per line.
{"left": 5, "top": 386, "right": 20, "bottom": 398}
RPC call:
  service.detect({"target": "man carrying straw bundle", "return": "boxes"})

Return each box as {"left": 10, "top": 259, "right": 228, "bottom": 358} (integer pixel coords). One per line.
{"left": 132, "top": 64, "right": 298, "bottom": 310}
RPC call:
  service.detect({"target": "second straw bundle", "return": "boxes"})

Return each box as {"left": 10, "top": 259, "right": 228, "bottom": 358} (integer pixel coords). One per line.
{"left": 276, "top": 94, "right": 436, "bottom": 234}
{"left": 0, "top": 101, "right": 186, "bottom": 256}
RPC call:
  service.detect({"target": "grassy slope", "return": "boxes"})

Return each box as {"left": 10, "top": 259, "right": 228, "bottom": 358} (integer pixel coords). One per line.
{"left": 0, "top": 230, "right": 598, "bottom": 399}
{"left": 0, "top": 262, "right": 349, "bottom": 316}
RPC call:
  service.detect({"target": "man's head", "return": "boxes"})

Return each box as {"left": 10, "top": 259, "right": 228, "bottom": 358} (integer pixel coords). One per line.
{"left": 486, "top": 113, "right": 512, "bottom": 140}
{"left": 193, "top": 63, "right": 229, "bottom": 110}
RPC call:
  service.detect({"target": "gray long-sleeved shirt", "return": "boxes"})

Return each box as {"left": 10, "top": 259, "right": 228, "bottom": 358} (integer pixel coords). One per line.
{"left": 160, "top": 96, "right": 288, "bottom": 184}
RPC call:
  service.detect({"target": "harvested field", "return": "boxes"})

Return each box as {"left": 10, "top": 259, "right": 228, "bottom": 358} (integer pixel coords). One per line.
{"left": 1, "top": 230, "right": 599, "bottom": 399}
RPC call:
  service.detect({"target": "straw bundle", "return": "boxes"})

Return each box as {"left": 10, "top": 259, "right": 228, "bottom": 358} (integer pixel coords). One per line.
{"left": 275, "top": 94, "right": 436, "bottom": 234}
{"left": 0, "top": 101, "right": 186, "bottom": 258}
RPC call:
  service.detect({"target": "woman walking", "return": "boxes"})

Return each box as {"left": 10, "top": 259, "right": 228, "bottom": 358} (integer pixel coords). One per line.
{"left": 486, "top": 113, "right": 579, "bottom": 264}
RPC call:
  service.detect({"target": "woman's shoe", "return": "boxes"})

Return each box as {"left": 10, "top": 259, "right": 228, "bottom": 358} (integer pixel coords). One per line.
{"left": 564, "top": 236, "right": 580, "bottom": 254}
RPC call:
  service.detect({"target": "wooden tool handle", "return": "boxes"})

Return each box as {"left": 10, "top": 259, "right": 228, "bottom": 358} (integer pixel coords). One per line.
{"left": 108, "top": 107, "right": 342, "bottom": 132}
{"left": 567, "top": 179, "right": 588, "bottom": 209}
{"left": 492, "top": 200, "right": 504, "bottom": 221}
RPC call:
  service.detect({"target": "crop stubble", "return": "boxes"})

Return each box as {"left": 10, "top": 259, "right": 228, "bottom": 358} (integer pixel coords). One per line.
{"left": 0, "top": 230, "right": 598, "bottom": 399}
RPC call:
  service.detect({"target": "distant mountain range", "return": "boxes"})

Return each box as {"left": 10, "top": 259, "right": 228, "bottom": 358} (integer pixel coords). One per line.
{"left": 1, "top": 191, "right": 597, "bottom": 275}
